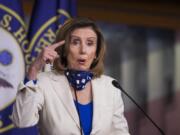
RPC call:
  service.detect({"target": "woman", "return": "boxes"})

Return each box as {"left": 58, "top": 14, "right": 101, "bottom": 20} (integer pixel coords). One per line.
{"left": 12, "top": 17, "right": 130, "bottom": 135}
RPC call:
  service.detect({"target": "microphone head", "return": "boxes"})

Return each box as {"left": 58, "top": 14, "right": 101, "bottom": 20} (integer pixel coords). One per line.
{"left": 112, "top": 80, "right": 122, "bottom": 90}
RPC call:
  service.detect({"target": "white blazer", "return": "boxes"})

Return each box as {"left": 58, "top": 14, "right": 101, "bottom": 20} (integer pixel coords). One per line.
{"left": 12, "top": 71, "right": 130, "bottom": 135}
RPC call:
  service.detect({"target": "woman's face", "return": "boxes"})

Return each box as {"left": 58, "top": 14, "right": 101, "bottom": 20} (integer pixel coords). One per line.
{"left": 67, "top": 27, "right": 97, "bottom": 71}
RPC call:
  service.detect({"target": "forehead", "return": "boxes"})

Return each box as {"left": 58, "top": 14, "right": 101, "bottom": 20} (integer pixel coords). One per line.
{"left": 71, "top": 27, "right": 97, "bottom": 38}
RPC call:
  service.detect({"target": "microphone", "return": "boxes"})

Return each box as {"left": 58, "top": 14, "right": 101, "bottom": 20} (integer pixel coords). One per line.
{"left": 112, "top": 80, "right": 165, "bottom": 135}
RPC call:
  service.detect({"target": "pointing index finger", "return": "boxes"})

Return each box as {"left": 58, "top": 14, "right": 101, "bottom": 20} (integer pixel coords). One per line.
{"left": 50, "top": 40, "right": 65, "bottom": 50}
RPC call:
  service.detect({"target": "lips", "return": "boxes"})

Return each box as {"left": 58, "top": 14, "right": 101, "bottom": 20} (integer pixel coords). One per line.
{"left": 77, "top": 59, "right": 86, "bottom": 64}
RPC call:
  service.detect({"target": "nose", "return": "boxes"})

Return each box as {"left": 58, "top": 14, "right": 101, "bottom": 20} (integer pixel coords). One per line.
{"left": 80, "top": 43, "right": 87, "bottom": 54}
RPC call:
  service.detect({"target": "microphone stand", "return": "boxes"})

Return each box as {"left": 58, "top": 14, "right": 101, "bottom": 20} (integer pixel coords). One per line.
{"left": 112, "top": 80, "right": 165, "bottom": 135}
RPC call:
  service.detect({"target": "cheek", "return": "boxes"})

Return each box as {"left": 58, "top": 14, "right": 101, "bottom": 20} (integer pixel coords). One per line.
{"left": 68, "top": 48, "right": 77, "bottom": 59}
{"left": 67, "top": 50, "right": 78, "bottom": 65}
{"left": 87, "top": 51, "right": 96, "bottom": 65}
{"left": 89, "top": 52, "right": 96, "bottom": 60}
{"left": 89, "top": 48, "right": 97, "bottom": 59}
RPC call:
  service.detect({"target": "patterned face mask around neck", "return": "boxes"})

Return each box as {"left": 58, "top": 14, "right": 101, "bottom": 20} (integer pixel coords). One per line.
{"left": 64, "top": 69, "right": 93, "bottom": 91}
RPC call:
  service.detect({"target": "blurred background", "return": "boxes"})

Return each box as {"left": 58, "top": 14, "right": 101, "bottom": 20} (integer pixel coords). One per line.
{"left": 1, "top": 0, "right": 180, "bottom": 135}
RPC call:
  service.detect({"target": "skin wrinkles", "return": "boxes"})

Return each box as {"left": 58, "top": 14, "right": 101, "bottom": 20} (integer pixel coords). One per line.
{"left": 67, "top": 27, "right": 97, "bottom": 71}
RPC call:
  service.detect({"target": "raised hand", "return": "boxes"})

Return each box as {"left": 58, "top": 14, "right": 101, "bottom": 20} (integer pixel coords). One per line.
{"left": 28, "top": 40, "right": 65, "bottom": 80}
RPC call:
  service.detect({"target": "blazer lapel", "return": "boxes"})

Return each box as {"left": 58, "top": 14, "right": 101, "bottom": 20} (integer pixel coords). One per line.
{"left": 49, "top": 72, "right": 81, "bottom": 128}
{"left": 91, "top": 78, "right": 103, "bottom": 134}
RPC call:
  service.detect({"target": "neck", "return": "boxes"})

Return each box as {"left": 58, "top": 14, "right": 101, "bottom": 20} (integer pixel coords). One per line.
{"left": 72, "top": 82, "right": 93, "bottom": 105}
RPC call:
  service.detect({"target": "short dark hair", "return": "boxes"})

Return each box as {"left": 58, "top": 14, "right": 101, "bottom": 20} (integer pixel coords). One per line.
{"left": 53, "top": 17, "right": 106, "bottom": 78}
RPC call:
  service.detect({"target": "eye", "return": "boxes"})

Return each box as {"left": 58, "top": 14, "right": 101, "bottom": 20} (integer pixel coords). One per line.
{"left": 87, "top": 42, "right": 93, "bottom": 46}
{"left": 70, "top": 39, "right": 80, "bottom": 46}
{"left": 87, "top": 41, "right": 96, "bottom": 46}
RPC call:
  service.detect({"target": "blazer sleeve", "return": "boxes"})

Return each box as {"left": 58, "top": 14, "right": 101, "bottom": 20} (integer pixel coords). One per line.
{"left": 12, "top": 78, "right": 44, "bottom": 128}
{"left": 112, "top": 86, "right": 130, "bottom": 135}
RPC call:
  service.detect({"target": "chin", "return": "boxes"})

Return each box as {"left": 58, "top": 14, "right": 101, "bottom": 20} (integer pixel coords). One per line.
{"left": 72, "top": 66, "right": 90, "bottom": 71}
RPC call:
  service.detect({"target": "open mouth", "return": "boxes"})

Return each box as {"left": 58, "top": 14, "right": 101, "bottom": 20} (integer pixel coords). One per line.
{"left": 77, "top": 59, "right": 86, "bottom": 64}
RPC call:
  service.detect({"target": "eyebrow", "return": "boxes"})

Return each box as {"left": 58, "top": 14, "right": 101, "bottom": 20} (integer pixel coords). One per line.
{"left": 70, "top": 35, "right": 97, "bottom": 40}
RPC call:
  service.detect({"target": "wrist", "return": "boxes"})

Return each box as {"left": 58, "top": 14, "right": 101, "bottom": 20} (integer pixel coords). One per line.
{"left": 28, "top": 65, "right": 38, "bottom": 80}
